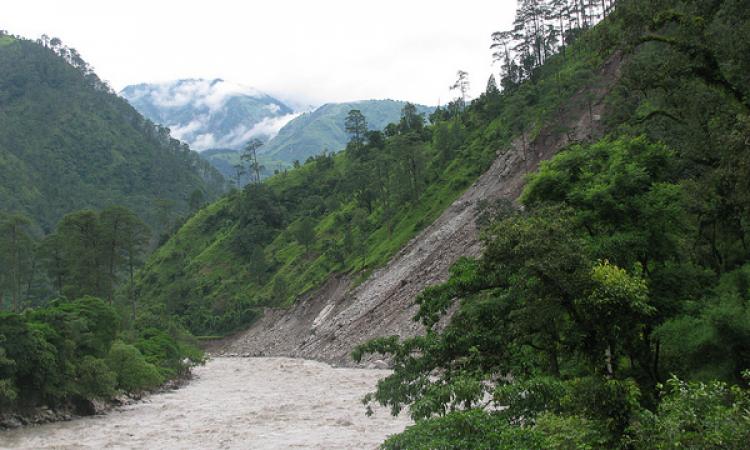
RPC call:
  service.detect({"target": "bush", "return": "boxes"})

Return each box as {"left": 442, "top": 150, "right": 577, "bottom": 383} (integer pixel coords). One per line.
{"left": 106, "top": 341, "right": 163, "bottom": 392}
{"left": 381, "top": 410, "right": 545, "bottom": 450}
{"left": 136, "top": 328, "right": 182, "bottom": 376}
{"left": 535, "top": 413, "right": 609, "bottom": 450}
{"left": 76, "top": 356, "right": 116, "bottom": 400}
{"left": 627, "top": 375, "right": 750, "bottom": 449}
{"left": 0, "top": 378, "right": 17, "bottom": 408}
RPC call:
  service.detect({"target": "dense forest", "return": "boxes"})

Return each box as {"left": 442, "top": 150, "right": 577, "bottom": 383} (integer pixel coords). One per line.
{"left": 0, "top": 204, "right": 203, "bottom": 415}
{"left": 0, "top": 34, "right": 216, "bottom": 416}
{"left": 0, "top": 33, "right": 225, "bottom": 232}
{"left": 352, "top": 0, "right": 750, "bottom": 447}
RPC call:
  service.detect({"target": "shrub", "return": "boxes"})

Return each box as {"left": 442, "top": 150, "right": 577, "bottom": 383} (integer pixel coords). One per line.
{"left": 76, "top": 356, "right": 116, "bottom": 400}
{"left": 381, "top": 410, "right": 545, "bottom": 450}
{"left": 106, "top": 341, "right": 163, "bottom": 392}
{"left": 627, "top": 375, "right": 750, "bottom": 449}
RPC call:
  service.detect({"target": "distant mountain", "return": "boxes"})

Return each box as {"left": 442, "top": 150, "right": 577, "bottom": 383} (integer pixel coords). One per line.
{"left": 260, "top": 100, "right": 434, "bottom": 163}
{"left": 120, "top": 79, "right": 297, "bottom": 151}
{"left": 0, "top": 35, "right": 225, "bottom": 230}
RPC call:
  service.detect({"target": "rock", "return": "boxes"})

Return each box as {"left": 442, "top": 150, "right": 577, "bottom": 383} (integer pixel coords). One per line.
{"left": 335, "top": 418, "right": 354, "bottom": 427}
{"left": 1, "top": 416, "right": 23, "bottom": 429}
{"left": 367, "top": 359, "right": 389, "bottom": 370}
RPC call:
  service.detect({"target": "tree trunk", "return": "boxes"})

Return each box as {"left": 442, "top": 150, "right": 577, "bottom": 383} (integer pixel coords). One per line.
{"left": 129, "top": 256, "right": 136, "bottom": 323}
{"left": 548, "top": 347, "right": 560, "bottom": 377}
{"left": 605, "top": 344, "right": 614, "bottom": 377}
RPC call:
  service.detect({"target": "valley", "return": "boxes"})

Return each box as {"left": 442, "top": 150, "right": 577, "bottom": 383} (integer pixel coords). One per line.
{"left": 2, "top": 0, "right": 750, "bottom": 448}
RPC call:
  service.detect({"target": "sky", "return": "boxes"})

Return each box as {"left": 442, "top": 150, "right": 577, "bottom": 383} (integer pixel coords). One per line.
{"left": 3, "top": 0, "right": 516, "bottom": 107}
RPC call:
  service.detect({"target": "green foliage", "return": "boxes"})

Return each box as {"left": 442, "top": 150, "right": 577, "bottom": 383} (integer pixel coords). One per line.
{"left": 656, "top": 264, "right": 750, "bottom": 383}
{"left": 0, "top": 213, "right": 35, "bottom": 312}
{"left": 522, "top": 136, "right": 685, "bottom": 271}
{"left": 106, "top": 341, "right": 163, "bottom": 393}
{"left": 32, "top": 206, "right": 151, "bottom": 306}
{"left": 358, "top": 2, "right": 750, "bottom": 447}
{"left": 381, "top": 409, "right": 609, "bottom": 450}
{"left": 628, "top": 375, "right": 750, "bottom": 449}
{"left": 534, "top": 413, "right": 609, "bottom": 450}
{"left": 76, "top": 356, "right": 117, "bottom": 400}
{"left": 381, "top": 410, "right": 545, "bottom": 450}
{"left": 0, "top": 296, "right": 198, "bottom": 412}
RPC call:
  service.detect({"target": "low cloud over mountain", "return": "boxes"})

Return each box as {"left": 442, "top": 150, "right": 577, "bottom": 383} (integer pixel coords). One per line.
{"left": 120, "top": 79, "right": 297, "bottom": 151}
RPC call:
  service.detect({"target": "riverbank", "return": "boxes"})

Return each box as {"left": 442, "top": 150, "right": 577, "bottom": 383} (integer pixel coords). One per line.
{"left": 0, "top": 373, "right": 192, "bottom": 430}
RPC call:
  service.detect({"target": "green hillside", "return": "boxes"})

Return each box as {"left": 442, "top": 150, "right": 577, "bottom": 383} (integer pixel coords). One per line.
{"left": 133, "top": 27, "right": 606, "bottom": 335}
{"left": 0, "top": 36, "right": 225, "bottom": 231}
{"left": 259, "top": 100, "right": 434, "bottom": 164}
{"left": 133, "top": 0, "right": 750, "bottom": 446}
{"left": 359, "top": 1, "right": 750, "bottom": 448}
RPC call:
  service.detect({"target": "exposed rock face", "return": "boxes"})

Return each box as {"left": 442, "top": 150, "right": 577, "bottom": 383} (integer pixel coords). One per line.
{"left": 218, "top": 53, "right": 623, "bottom": 367}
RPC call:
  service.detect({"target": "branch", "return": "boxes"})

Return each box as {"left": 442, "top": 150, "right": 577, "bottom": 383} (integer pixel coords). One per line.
{"left": 635, "top": 109, "right": 687, "bottom": 125}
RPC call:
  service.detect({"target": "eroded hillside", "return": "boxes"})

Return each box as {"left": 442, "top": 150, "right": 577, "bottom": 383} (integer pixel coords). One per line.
{"left": 218, "top": 53, "right": 623, "bottom": 365}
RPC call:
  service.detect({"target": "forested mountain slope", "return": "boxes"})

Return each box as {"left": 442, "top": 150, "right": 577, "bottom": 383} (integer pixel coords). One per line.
{"left": 133, "top": 11, "right": 613, "bottom": 337}
{"left": 0, "top": 35, "right": 225, "bottom": 231}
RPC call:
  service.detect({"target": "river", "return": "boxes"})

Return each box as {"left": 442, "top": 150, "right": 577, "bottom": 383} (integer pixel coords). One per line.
{"left": 0, "top": 357, "right": 411, "bottom": 449}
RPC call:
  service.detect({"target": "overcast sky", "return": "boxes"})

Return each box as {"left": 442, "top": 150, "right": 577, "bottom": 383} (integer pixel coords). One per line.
{"left": 4, "top": 1, "right": 516, "bottom": 107}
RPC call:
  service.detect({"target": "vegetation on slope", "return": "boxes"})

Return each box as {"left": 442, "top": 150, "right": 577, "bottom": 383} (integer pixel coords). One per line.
{"left": 0, "top": 33, "right": 225, "bottom": 232}
{"left": 133, "top": 5, "right": 610, "bottom": 337}
{"left": 0, "top": 32, "right": 214, "bottom": 417}
{"left": 354, "top": 0, "right": 750, "bottom": 447}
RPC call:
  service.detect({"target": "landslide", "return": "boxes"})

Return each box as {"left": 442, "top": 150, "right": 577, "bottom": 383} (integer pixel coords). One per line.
{"left": 218, "top": 53, "right": 624, "bottom": 366}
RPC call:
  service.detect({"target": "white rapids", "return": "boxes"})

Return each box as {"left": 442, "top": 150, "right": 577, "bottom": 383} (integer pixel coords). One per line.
{"left": 0, "top": 357, "right": 411, "bottom": 449}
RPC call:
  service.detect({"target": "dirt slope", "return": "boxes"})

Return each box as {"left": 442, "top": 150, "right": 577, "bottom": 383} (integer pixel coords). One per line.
{"left": 218, "top": 53, "right": 623, "bottom": 366}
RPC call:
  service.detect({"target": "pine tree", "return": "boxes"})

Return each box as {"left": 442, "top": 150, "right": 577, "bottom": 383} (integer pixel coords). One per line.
{"left": 242, "top": 139, "right": 264, "bottom": 185}
{"left": 450, "top": 70, "right": 470, "bottom": 111}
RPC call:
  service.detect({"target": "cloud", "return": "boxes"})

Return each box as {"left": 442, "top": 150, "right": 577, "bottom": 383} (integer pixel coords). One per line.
{"left": 121, "top": 78, "right": 298, "bottom": 151}
{"left": 199, "top": 113, "right": 300, "bottom": 150}
{"left": 146, "top": 79, "right": 264, "bottom": 113}
{"left": 192, "top": 133, "right": 218, "bottom": 150}
{"left": 169, "top": 117, "right": 207, "bottom": 141}
{"left": 264, "top": 103, "right": 281, "bottom": 114}
{"left": 202, "top": 80, "right": 263, "bottom": 112}
{"left": 247, "top": 113, "right": 299, "bottom": 138}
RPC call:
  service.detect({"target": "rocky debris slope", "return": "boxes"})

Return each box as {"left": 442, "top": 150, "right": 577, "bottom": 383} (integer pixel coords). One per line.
{"left": 218, "top": 53, "right": 623, "bottom": 367}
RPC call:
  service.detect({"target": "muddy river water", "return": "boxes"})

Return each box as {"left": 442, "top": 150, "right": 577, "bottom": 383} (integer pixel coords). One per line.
{"left": 0, "top": 357, "right": 411, "bottom": 449}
